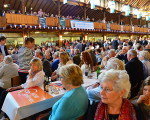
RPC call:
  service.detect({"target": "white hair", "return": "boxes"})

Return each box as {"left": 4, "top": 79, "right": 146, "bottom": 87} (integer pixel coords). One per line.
{"left": 4, "top": 55, "right": 13, "bottom": 64}
{"left": 127, "top": 49, "right": 137, "bottom": 57}
{"left": 139, "top": 51, "right": 150, "bottom": 61}
{"left": 98, "top": 69, "right": 131, "bottom": 98}
{"left": 106, "top": 57, "right": 125, "bottom": 70}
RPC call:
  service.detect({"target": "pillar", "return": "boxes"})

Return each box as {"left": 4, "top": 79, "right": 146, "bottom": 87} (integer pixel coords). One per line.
{"left": 129, "top": 16, "right": 132, "bottom": 26}
{"left": 84, "top": 4, "right": 86, "bottom": 20}
{"left": 103, "top": 8, "right": 106, "bottom": 20}
{"left": 103, "top": 34, "right": 106, "bottom": 41}
{"left": 22, "top": 0, "right": 25, "bottom": 14}
{"left": 58, "top": 0, "right": 60, "bottom": 16}
{"left": 23, "top": 30, "right": 28, "bottom": 42}
{"left": 139, "top": 18, "right": 142, "bottom": 26}
{"left": 59, "top": 34, "right": 63, "bottom": 47}
{"left": 117, "top": 13, "right": 121, "bottom": 24}
{"left": 146, "top": 21, "right": 148, "bottom": 28}
{"left": 84, "top": 34, "right": 88, "bottom": 41}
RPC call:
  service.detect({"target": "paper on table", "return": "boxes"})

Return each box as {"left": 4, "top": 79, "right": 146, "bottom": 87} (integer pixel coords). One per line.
{"left": 10, "top": 86, "right": 53, "bottom": 107}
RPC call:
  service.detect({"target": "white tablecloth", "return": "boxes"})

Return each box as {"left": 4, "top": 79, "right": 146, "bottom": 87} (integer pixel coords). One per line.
{"left": 2, "top": 73, "right": 98, "bottom": 120}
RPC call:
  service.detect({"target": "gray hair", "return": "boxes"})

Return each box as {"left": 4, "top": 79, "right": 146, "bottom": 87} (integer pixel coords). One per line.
{"left": 108, "top": 49, "right": 115, "bottom": 55}
{"left": 139, "top": 51, "right": 150, "bottom": 61}
{"left": 127, "top": 49, "right": 137, "bottom": 57}
{"left": 98, "top": 69, "right": 131, "bottom": 98}
{"left": 4, "top": 55, "right": 13, "bottom": 64}
{"left": 106, "top": 57, "right": 125, "bottom": 70}
{"left": 54, "top": 51, "right": 59, "bottom": 57}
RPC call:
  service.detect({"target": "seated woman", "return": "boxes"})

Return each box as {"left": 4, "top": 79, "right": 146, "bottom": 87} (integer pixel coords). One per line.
{"left": 0, "top": 58, "right": 44, "bottom": 109}
{"left": 86, "top": 57, "right": 125, "bottom": 102}
{"left": 51, "top": 52, "right": 73, "bottom": 81}
{"left": 80, "top": 51, "right": 93, "bottom": 74}
{"left": 86, "top": 69, "right": 139, "bottom": 120}
{"left": 7, "top": 58, "right": 44, "bottom": 91}
{"left": 49, "top": 64, "right": 88, "bottom": 120}
{"left": 132, "top": 76, "right": 150, "bottom": 120}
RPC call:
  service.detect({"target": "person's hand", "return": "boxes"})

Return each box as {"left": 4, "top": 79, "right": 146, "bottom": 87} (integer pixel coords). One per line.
{"left": 6, "top": 87, "right": 17, "bottom": 92}
{"left": 91, "top": 82, "right": 100, "bottom": 88}
{"left": 137, "top": 95, "right": 149, "bottom": 104}
{"left": 51, "top": 75, "right": 58, "bottom": 81}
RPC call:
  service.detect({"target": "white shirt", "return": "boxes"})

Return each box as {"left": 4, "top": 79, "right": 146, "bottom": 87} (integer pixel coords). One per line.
{"left": 21, "top": 71, "right": 45, "bottom": 90}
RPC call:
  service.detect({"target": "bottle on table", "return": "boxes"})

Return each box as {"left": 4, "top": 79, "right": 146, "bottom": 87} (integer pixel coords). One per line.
{"left": 97, "top": 66, "right": 100, "bottom": 79}
{"left": 88, "top": 64, "right": 91, "bottom": 78}
{"left": 44, "top": 76, "right": 50, "bottom": 92}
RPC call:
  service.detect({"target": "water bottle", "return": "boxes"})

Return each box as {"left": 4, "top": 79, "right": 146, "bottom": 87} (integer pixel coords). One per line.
{"left": 97, "top": 66, "right": 100, "bottom": 79}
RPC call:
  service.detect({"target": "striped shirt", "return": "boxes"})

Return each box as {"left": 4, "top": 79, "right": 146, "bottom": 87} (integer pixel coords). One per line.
{"left": 18, "top": 46, "right": 33, "bottom": 73}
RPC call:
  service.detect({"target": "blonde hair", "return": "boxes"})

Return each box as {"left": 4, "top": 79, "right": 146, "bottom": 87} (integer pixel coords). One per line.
{"left": 30, "top": 58, "right": 43, "bottom": 71}
{"left": 59, "top": 52, "right": 70, "bottom": 65}
{"left": 106, "top": 57, "right": 125, "bottom": 70}
{"left": 59, "top": 64, "right": 83, "bottom": 86}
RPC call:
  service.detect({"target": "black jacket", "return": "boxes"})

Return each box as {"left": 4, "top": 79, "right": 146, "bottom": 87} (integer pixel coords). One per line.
{"left": 0, "top": 45, "right": 9, "bottom": 56}
{"left": 42, "top": 58, "right": 52, "bottom": 77}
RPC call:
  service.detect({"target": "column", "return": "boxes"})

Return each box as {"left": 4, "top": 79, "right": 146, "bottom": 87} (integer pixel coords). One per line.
{"left": 103, "top": 8, "right": 106, "bottom": 20}
{"left": 103, "top": 34, "right": 106, "bottom": 41}
{"left": 117, "top": 13, "right": 121, "bottom": 24}
{"left": 22, "top": 0, "right": 25, "bottom": 15}
{"left": 129, "top": 16, "right": 132, "bottom": 25}
{"left": 84, "top": 4, "right": 86, "bottom": 20}
{"left": 23, "top": 30, "right": 28, "bottom": 42}
{"left": 146, "top": 21, "right": 148, "bottom": 28}
{"left": 58, "top": 0, "right": 60, "bottom": 16}
{"left": 83, "top": 34, "right": 88, "bottom": 41}
{"left": 59, "top": 34, "right": 63, "bottom": 47}
{"left": 139, "top": 18, "right": 142, "bottom": 26}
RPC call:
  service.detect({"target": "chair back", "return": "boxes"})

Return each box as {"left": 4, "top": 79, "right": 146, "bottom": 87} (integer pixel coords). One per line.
{"left": 11, "top": 76, "right": 22, "bottom": 87}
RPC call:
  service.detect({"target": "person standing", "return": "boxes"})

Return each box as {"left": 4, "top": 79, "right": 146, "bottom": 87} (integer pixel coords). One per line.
{"left": 0, "top": 36, "right": 9, "bottom": 57}
{"left": 18, "top": 37, "right": 35, "bottom": 84}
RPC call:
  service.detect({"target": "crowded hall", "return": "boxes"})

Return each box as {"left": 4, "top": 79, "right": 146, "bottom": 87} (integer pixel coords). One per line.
{"left": 0, "top": 0, "right": 150, "bottom": 119}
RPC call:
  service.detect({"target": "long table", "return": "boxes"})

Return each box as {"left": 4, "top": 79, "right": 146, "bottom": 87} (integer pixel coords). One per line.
{"left": 2, "top": 73, "right": 98, "bottom": 120}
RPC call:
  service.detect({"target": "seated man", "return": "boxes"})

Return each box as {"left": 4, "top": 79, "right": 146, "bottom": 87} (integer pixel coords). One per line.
{"left": 35, "top": 51, "right": 52, "bottom": 77}
{"left": 101, "top": 49, "right": 116, "bottom": 68}
{"left": 86, "top": 57, "right": 125, "bottom": 103}
{"left": 0, "top": 56, "right": 19, "bottom": 91}
{"left": 117, "top": 46, "right": 128, "bottom": 64}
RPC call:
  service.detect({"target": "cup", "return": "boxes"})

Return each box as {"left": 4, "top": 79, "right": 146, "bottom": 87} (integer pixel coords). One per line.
{"left": 85, "top": 71, "right": 88, "bottom": 76}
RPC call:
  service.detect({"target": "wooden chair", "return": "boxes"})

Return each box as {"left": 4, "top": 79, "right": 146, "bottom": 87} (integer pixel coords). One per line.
{"left": 11, "top": 76, "right": 22, "bottom": 87}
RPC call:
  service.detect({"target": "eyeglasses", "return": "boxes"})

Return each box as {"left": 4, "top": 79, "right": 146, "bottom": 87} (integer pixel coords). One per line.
{"left": 99, "top": 86, "right": 113, "bottom": 93}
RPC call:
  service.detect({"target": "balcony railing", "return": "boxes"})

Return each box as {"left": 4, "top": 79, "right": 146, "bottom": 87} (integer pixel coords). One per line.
{"left": 0, "top": 13, "right": 149, "bottom": 33}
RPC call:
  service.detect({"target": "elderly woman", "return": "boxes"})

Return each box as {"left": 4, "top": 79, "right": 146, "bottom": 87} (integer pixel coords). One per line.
{"left": 7, "top": 58, "right": 44, "bottom": 91}
{"left": 86, "top": 69, "right": 138, "bottom": 120}
{"left": 81, "top": 51, "right": 93, "bottom": 74}
{"left": 86, "top": 57, "right": 125, "bottom": 102}
{"left": 0, "top": 58, "right": 45, "bottom": 110}
{"left": 51, "top": 52, "right": 73, "bottom": 81}
{"left": 49, "top": 64, "right": 88, "bottom": 120}
{"left": 132, "top": 76, "right": 150, "bottom": 120}
{"left": 139, "top": 51, "right": 150, "bottom": 79}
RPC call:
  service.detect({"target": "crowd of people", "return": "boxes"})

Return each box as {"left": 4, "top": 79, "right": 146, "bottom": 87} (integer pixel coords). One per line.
{"left": 0, "top": 35, "right": 150, "bottom": 119}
